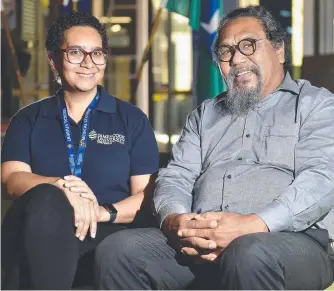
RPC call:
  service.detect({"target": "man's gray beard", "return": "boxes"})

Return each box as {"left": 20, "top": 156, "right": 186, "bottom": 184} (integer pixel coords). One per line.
{"left": 225, "top": 75, "right": 262, "bottom": 116}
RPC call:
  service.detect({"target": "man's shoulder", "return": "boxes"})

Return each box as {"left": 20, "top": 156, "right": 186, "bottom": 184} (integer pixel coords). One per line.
{"left": 294, "top": 79, "right": 334, "bottom": 120}
{"left": 187, "top": 92, "right": 228, "bottom": 124}
{"left": 296, "top": 79, "right": 334, "bottom": 102}
{"left": 194, "top": 92, "right": 227, "bottom": 113}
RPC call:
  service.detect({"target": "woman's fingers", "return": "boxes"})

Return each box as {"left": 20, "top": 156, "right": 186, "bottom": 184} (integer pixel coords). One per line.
{"left": 63, "top": 181, "right": 87, "bottom": 189}
{"left": 89, "top": 201, "right": 97, "bottom": 239}
{"left": 80, "top": 193, "right": 99, "bottom": 217}
{"left": 69, "top": 186, "right": 89, "bottom": 193}
{"left": 80, "top": 192, "right": 97, "bottom": 202}
{"left": 75, "top": 199, "right": 85, "bottom": 238}
{"left": 78, "top": 199, "right": 91, "bottom": 241}
{"left": 64, "top": 175, "right": 81, "bottom": 181}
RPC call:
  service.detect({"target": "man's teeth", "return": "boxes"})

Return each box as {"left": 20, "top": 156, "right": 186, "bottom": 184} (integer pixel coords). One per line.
{"left": 236, "top": 71, "right": 251, "bottom": 76}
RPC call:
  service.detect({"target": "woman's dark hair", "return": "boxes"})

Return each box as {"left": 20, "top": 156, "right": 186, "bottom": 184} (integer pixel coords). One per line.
{"left": 212, "top": 5, "right": 291, "bottom": 73}
{"left": 45, "top": 11, "right": 108, "bottom": 52}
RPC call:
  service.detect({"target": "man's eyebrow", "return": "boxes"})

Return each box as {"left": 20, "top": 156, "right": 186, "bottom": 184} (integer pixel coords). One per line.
{"left": 219, "top": 35, "right": 260, "bottom": 46}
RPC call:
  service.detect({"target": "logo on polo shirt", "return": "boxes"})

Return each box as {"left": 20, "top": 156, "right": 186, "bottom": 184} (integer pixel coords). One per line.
{"left": 88, "top": 130, "right": 125, "bottom": 145}
{"left": 89, "top": 130, "right": 97, "bottom": 140}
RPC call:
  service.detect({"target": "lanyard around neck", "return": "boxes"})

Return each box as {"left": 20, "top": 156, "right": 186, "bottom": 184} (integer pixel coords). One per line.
{"left": 59, "top": 93, "right": 99, "bottom": 177}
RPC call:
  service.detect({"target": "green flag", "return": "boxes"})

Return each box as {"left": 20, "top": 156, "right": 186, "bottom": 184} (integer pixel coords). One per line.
{"left": 161, "top": 0, "right": 201, "bottom": 30}
{"left": 162, "top": 0, "right": 226, "bottom": 105}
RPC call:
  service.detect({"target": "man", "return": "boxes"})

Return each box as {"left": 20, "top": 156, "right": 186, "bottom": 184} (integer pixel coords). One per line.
{"left": 95, "top": 6, "right": 334, "bottom": 290}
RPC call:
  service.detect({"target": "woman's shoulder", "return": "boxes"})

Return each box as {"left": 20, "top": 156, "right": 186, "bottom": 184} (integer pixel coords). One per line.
{"left": 114, "top": 97, "right": 147, "bottom": 120}
{"left": 12, "top": 95, "right": 57, "bottom": 121}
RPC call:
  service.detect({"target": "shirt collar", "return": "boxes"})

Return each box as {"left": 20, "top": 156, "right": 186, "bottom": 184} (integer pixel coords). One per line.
{"left": 95, "top": 85, "right": 116, "bottom": 113}
{"left": 42, "top": 85, "right": 116, "bottom": 118}
{"left": 276, "top": 71, "right": 299, "bottom": 95}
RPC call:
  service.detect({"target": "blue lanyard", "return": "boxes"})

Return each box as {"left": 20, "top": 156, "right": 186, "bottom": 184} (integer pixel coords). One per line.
{"left": 59, "top": 92, "right": 99, "bottom": 177}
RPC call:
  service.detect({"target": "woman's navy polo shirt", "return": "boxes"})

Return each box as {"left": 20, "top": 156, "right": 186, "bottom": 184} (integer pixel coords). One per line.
{"left": 1, "top": 86, "right": 159, "bottom": 204}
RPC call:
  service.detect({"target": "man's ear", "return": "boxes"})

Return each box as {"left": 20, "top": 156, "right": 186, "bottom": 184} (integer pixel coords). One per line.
{"left": 276, "top": 41, "right": 285, "bottom": 65}
{"left": 218, "top": 63, "right": 222, "bottom": 75}
{"left": 217, "top": 63, "right": 224, "bottom": 77}
{"left": 217, "top": 63, "right": 228, "bottom": 83}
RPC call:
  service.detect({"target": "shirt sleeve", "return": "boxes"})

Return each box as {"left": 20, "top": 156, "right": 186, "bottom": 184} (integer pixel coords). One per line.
{"left": 153, "top": 106, "right": 203, "bottom": 226}
{"left": 129, "top": 114, "right": 159, "bottom": 176}
{"left": 1, "top": 108, "right": 35, "bottom": 165}
{"left": 256, "top": 91, "right": 334, "bottom": 232}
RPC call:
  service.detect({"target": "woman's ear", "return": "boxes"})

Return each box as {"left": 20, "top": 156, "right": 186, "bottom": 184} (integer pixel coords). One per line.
{"left": 47, "top": 51, "right": 61, "bottom": 84}
{"left": 47, "top": 51, "right": 57, "bottom": 72}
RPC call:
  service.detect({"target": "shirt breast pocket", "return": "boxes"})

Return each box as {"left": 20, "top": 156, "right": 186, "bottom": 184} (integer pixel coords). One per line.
{"left": 259, "top": 126, "right": 298, "bottom": 171}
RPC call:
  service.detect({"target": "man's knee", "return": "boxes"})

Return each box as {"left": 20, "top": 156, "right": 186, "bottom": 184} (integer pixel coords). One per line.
{"left": 94, "top": 228, "right": 160, "bottom": 289}
{"left": 220, "top": 233, "right": 282, "bottom": 273}
{"left": 94, "top": 228, "right": 192, "bottom": 290}
{"left": 217, "top": 233, "right": 285, "bottom": 289}
{"left": 95, "top": 228, "right": 160, "bottom": 267}
{"left": 96, "top": 229, "right": 136, "bottom": 262}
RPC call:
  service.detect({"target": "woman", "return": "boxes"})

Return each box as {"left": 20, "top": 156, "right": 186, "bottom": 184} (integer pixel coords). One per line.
{"left": 1, "top": 12, "right": 159, "bottom": 289}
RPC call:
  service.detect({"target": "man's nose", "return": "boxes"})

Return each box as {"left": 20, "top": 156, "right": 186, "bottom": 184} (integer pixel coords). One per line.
{"left": 229, "top": 48, "right": 247, "bottom": 66}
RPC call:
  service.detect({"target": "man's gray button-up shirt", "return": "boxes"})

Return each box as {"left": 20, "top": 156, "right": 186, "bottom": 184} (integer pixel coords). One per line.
{"left": 153, "top": 73, "right": 334, "bottom": 239}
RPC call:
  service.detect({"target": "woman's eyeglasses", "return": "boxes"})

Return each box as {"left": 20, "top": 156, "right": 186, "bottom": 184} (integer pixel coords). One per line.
{"left": 59, "top": 47, "right": 108, "bottom": 65}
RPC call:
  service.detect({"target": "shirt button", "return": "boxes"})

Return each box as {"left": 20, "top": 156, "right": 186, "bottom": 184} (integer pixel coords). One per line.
{"left": 246, "top": 134, "right": 250, "bottom": 138}
{"left": 237, "top": 157, "right": 242, "bottom": 160}
{"left": 227, "top": 175, "right": 232, "bottom": 179}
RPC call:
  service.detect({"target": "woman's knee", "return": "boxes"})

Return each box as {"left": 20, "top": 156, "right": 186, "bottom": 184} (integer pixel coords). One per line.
{"left": 23, "top": 183, "right": 70, "bottom": 211}
{"left": 22, "top": 184, "right": 73, "bottom": 230}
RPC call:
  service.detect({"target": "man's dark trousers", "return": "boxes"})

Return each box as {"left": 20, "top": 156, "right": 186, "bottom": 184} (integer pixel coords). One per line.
{"left": 95, "top": 227, "right": 334, "bottom": 290}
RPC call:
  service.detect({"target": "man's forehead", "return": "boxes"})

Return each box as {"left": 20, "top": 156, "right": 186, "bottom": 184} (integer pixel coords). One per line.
{"left": 219, "top": 16, "right": 265, "bottom": 44}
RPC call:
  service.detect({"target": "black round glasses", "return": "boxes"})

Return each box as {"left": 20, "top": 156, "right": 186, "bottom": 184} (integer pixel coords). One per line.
{"left": 216, "top": 38, "right": 266, "bottom": 62}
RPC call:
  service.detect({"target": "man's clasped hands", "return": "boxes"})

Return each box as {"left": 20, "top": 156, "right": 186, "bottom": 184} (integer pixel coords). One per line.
{"left": 163, "top": 211, "right": 269, "bottom": 263}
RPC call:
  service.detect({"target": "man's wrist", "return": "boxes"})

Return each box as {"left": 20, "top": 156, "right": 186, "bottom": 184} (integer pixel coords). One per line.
{"left": 155, "top": 203, "right": 190, "bottom": 228}
{"left": 162, "top": 213, "right": 180, "bottom": 232}
{"left": 247, "top": 214, "right": 269, "bottom": 232}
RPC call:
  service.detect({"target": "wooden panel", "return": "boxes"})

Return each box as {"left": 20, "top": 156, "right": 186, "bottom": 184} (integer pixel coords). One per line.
{"left": 302, "top": 55, "right": 334, "bottom": 93}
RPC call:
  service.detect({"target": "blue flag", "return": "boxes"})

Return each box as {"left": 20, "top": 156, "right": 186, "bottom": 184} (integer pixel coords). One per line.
{"left": 60, "top": 0, "right": 90, "bottom": 14}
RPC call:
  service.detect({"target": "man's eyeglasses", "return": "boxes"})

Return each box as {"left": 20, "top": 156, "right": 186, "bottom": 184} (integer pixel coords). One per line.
{"left": 216, "top": 38, "right": 266, "bottom": 62}
{"left": 59, "top": 47, "right": 108, "bottom": 65}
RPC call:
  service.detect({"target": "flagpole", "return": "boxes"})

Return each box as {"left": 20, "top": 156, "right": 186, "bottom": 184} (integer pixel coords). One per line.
{"left": 166, "top": 11, "right": 173, "bottom": 153}
{"left": 131, "top": 7, "right": 163, "bottom": 104}
{"left": 72, "top": 0, "right": 78, "bottom": 12}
